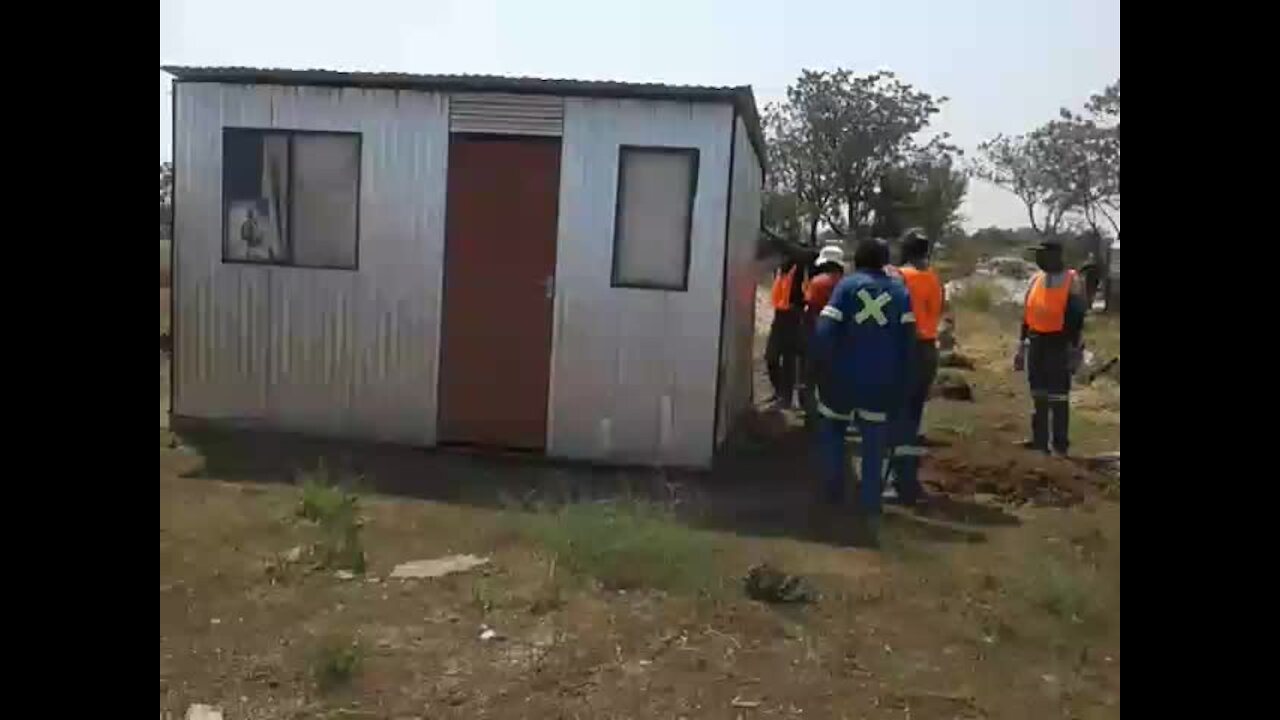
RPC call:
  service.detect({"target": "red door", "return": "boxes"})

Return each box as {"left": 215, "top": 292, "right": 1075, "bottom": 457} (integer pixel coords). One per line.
{"left": 438, "top": 135, "right": 561, "bottom": 449}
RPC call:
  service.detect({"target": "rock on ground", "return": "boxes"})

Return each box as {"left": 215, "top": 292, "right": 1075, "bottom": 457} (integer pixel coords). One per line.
{"left": 939, "top": 351, "right": 976, "bottom": 370}
{"left": 932, "top": 372, "right": 974, "bottom": 401}
{"left": 185, "top": 706, "right": 223, "bottom": 720}
{"left": 389, "top": 554, "right": 490, "bottom": 579}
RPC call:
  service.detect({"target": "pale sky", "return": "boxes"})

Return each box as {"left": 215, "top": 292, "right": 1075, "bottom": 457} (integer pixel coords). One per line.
{"left": 159, "top": 0, "right": 1119, "bottom": 230}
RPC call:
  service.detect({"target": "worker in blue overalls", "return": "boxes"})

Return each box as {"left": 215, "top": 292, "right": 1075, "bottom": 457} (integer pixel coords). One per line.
{"left": 810, "top": 238, "right": 916, "bottom": 543}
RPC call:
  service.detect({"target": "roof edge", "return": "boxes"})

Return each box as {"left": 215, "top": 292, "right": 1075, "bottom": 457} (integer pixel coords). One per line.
{"left": 162, "top": 65, "right": 767, "bottom": 176}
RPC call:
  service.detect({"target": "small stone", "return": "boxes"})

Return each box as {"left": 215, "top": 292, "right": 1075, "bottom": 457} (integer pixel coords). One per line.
{"left": 210, "top": 618, "right": 221, "bottom": 625}
{"left": 283, "top": 546, "right": 304, "bottom": 563}
{"left": 185, "top": 705, "right": 223, "bottom": 720}
{"left": 335, "top": 570, "right": 355, "bottom": 580}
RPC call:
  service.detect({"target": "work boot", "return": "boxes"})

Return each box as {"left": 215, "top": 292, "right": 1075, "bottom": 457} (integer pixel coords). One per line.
{"left": 1016, "top": 439, "right": 1050, "bottom": 454}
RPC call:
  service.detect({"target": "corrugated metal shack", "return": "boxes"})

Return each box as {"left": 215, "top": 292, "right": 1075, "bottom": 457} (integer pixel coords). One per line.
{"left": 165, "top": 66, "right": 765, "bottom": 469}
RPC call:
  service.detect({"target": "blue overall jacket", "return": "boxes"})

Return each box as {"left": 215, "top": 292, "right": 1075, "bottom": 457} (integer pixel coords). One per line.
{"left": 811, "top": 269, "right": 916, "bottom": 421}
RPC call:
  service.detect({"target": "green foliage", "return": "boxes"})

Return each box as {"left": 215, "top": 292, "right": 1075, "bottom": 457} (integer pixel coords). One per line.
{"left": 296, "top": 463, "right": 367, "bottom": 574}
{"left": 763, "top": 67, "right": 960, "bottom": 242}
{"left": 522, "top": 499, "right": 717, "bottom": 593}
{"left": 1026, "top": 556, "right": 1103, "bottom": 628}
{"left": 311, "top": 635, "right": 362, "bottom": 692}
{"left": 974, "top": 78, "right": 1119, "bottom": 243}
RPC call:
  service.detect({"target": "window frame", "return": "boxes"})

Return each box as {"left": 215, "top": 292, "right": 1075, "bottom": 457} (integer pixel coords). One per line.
{"left": 220, "top": 126, "right": 363, "bottom": 271}
{"left": 610, "top": 144, "right": 700, "bottom": 291}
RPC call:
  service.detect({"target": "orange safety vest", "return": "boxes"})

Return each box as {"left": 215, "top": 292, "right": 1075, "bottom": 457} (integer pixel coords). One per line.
{"left": 771, "top": 266, "right": 799, "bottom": 310}
{"left": 898, "top": 265, "right": 944, "bottom": 340}
{"left": 1023, "top": 270, "right": 1077, "bottom": 333}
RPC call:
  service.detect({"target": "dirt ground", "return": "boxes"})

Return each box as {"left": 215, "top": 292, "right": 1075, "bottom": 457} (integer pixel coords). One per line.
{"left": 160, "top": 289, "right": 1120, "bottom": 719}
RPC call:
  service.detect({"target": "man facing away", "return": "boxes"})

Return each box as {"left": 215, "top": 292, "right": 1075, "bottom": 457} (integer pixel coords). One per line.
{"left": 886, "top": 229, "right": 943, "bottom": 506}
{"left": 1014, "top": 239, "right": 1087, "bottom": 456}
{"left": 811, "top": 238, "right": 915, "bottom": 542}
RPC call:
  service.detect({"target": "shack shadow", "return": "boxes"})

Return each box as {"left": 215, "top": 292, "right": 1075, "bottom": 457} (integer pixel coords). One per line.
{"left": 170, "top": 417, "right": 1016, "bottom": 549}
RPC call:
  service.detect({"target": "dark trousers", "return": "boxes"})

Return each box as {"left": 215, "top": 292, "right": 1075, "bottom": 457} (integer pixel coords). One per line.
{"left": 888, "top": 340, "right": 937, "bottom": 503}
{"left": 905, "top": 340, "right": 938, "bottom": 443}
{"left": 1027, "top": 333, "right": 1071, "bottom": 453}
{"left": 817, "top": 413, "right": 889, "bottom": 513}
{"left": 766, "top": 309, "right": 803, "bottom": 405}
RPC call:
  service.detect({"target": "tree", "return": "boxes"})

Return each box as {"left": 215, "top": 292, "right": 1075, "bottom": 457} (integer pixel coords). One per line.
{"left": 900, "top": 154, "right": 968, "bottom": 242}
{"left": 757, "top": 96, "right": 839, "bottom": 244}
{"left": 761, "top": 189, "right": 802, "bottom": 244}
{"left": 821, "top": 70, "right": 952, "bottom": 238}
{"left": 762, "top": 68, "right": 954, "bottom": 243}
{"left": 973, "top": 132, "right": 1074, "bottom": 239}
{"left": 974, "top": 78, "right": 1119, "bottom": 248}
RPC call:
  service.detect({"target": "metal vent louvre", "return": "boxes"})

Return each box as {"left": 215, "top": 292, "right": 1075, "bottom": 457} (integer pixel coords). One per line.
{"left": 449, "top": 93, "right": 564, "bottom": 136}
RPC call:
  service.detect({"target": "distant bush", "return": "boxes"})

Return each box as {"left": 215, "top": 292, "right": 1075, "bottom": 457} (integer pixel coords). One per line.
{"left": 953, "top": 281, "right": 996, "bottom": 312}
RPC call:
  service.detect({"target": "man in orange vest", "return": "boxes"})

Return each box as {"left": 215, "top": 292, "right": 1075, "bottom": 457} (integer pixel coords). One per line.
{"left": 1014, "top": 239, "right": 1087, "bottom": 455}
{"left": 886, "top": 229, "right": 943, "bottom": 505}
{"left": 766, "top": 256, "right": 809, "bottom": 409}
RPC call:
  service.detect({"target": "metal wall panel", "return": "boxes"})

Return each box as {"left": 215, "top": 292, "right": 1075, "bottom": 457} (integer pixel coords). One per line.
{"left": 716, "top": 115, "right": 764, "bottom": 445}
{"left": 449, "top": 93, "right": 564, "bottom": 137}
{"left": 172, "top": 83, "right": 450, "bottom": 444}
{"left": 547, "top": 98, "right": 734, "bottom": 468}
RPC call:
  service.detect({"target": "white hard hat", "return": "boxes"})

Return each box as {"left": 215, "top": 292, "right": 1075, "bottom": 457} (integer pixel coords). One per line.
{"left": 813, "top": 244, "right": 846, "bottom": 269}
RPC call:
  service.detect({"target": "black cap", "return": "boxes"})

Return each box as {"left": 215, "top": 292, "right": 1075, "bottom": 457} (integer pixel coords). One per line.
{"left": 901, "top": 227, "right": 928, "bottom": 244}
{"left": 854, "top": 237, "right": 890, "bottom": 270}
{"left": 900, "top": 228, "right": 930, "bottom": 259}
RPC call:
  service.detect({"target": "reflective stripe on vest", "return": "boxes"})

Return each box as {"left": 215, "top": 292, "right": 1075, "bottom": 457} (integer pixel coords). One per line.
{"left": 899, "top": 265, "right": 943, "bottom": 340}
{"left": 1024, "top": 270, "right": 1077, "bottom": 333}
{"left": 771, "top": 267, "right": 798, "bottom": 310}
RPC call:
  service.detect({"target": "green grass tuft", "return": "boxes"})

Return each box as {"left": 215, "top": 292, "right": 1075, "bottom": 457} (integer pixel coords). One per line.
{"left": 311, "top": 634, "right": 362, "bottom": 692}
{"left": 522, "top": 499, "right": 717, "bottom": 593}
{"left": 295, "top": 462, "right": 367, "bottom": 574}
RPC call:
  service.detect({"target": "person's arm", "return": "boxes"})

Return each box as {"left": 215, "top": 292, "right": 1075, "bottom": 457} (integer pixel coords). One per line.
{"left": 1014, "top": 282, "right": 1033, "bottom": 370}
{"left": 1064, "top": 274, "right": 1087, "bottom": 348}
{"left": 896, "top": 287, "right": 917, "bottom": 407}
{"left": 1019, "top": 283, "right": 1032, "bottom": 342}
{"left": 813, "top": 281, "right": 850, "bottom": 389}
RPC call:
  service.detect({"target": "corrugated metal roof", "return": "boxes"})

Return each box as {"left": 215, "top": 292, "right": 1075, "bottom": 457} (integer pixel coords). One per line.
{"left": 161, "top": 65, "right": 767, "bottom": 175}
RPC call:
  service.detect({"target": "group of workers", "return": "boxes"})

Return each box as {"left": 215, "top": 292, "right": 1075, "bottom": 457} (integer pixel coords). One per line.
{"left": 765, "top": 230, "right": 1086, "bottom": 544}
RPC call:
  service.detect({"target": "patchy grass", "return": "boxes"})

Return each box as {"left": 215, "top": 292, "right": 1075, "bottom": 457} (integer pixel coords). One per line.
{"left": 160, "top": 284, "right": 1118, "bottom": 718}
{"left": 521, "top": 499, "right": 719, "bottom": 593}
{"left": 1027, "top": 555, "right": 1102, "bottom": 625}
{"left": 295, "top": 463, "right": 367, "bottom": 574}
{"left": 1086, "top": 313, "right": 1121, "bottom": 362}
{"left": 310, "top": 634, "right": 363, "bottom": 693}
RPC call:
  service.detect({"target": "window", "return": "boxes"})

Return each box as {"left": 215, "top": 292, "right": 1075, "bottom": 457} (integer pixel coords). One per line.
{"left": 611, "top": 146, "right": 699, "bottom": 290}
{"left": 222, "top": 128, "right": 361, "bottom": 269}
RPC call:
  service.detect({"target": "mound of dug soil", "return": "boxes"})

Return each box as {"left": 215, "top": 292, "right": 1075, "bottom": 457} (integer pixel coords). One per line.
{"left": 921, "top": 444, "right": 1114, "bottom": 506}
